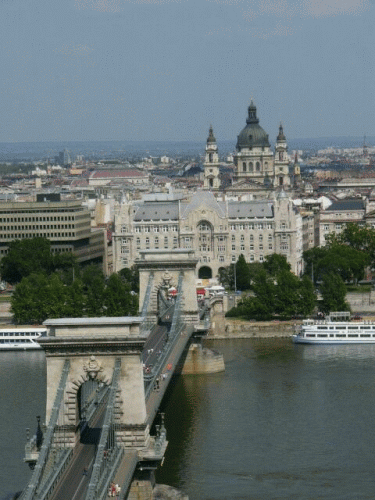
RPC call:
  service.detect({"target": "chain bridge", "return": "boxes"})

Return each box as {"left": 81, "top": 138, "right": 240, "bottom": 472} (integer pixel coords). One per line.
{"left": 20, "top": 250, "right": 223, "bottom": 500}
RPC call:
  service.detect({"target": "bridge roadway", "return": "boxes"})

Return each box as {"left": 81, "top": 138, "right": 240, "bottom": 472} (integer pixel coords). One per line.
{"left": 44, "top": 321, "right": 194, "bottom": 500}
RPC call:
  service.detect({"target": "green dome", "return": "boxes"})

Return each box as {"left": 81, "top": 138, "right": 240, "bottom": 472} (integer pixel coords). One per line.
{"left": 236, "top": 101, "right": 270, "bottom": 150}
{"left": 207, "top": 125, "right": 216, "bottom": 144}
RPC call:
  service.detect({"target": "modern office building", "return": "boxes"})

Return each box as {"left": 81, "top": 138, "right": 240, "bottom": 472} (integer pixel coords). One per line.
{"left": 0, "top": 197, "right": 106, "bottom": 266}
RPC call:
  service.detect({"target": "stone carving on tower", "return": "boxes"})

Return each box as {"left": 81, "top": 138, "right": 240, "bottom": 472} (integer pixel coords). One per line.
{"left": 83, "top": 355, "right": 104, "bottom": 380}
{"left": 203, "top": 125, "right": 221, "bottom": 191}
{"left": 274, "top": 123, "right": 290, "bottom": 187}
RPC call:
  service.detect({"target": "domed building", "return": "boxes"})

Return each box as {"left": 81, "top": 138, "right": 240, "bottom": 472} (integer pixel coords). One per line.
{"left": 229, "top": 101, "right": 290, "bottom": 196}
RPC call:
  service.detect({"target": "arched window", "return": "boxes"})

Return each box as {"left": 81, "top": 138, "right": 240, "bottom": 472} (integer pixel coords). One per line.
{"left": 209, "top": 153, "right": 213, "bottom": 162}
{"left": 242, "top": 162, "right": 247, "bottom": 172}
{"left": 256, "top": 162, "right": 261, "bottom": 171}
{"left": 249, "top": 162, "right": 253, "bottom": 172}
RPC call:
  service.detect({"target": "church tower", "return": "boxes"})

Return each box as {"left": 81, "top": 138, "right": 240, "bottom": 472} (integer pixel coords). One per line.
{"left": 203, "top": 125, "right": 221, "bottom": 190}
{"left": 274, "top": 123, "right": 290, "bottom": 187}
{"left": 233, "top": 101, "right": 274, "bottom": 185}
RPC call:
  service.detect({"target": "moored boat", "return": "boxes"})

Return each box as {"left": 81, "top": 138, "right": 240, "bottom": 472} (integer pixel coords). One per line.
{"left": 292, "top": 312, "right": 375, "bottom": 344}
{"left": 0, "top": 327, "right": 47, "bottom": 350}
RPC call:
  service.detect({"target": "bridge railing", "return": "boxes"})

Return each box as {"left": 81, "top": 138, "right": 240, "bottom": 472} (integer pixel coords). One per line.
{"left": 20, "top": 360, "right": 71, "bottom": 500}
{"left": 144, "top": 272, "right": 185, "bottom": 399}
{"left": 85, "top": 358, "right": 122, "bottom": 500}
{"left": 140, "top": 272, "right": 154, "bottom": 337}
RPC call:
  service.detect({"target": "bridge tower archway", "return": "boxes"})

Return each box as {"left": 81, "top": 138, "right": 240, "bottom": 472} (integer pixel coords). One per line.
{"left": 137, "top": 249, "right": 199, "bottom": 327}
{"left": 41, "top": 318, "right": 150, "bottom": 450}
{"left": 198, "top": 265, "right": 212, "bottom": 279}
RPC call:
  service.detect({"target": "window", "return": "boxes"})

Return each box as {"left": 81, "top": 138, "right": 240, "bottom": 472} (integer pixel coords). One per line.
{"left": 240, "top": 235, "right": 244, "bottom": 242}
{"left": 250, "top": 235, "right": 254, "bottom": 241}
{"left": 324, "top": 224, "right": 329, "bottom": 231}
{"left": 259, "top": 255, "right": 264, "bottom": 262}
{"left": 219, "top": 255, "right": 224, "bottom": 262}
{"left": 218, "top": 245, "right": 225, "bottom": 252}
{"left": 259, "top": 244, "right": 263, "bottom": 250}
{"left": 230, "top": 224, "right": 236, "bottom": 231}
{"left": 232, "top": 235, "right": 235, "bottom": 241}
{"left": 242, "top": 162, "right": 246, "bottom": 172}
{"left": 241, "top": 245, "right": 245, "bottom": 251}
{"left": 232, "top": 244, "right": 236, "bottom": 251}
{"left": 163, "top": 226, "right": 169, "bottom": 232}
{"left": 249, "top": 162, "right": 253, "bottom": 172}
{"left": 250, "top": 244, "right": 254, "bottom": 251}
{"left": 249, "top": 223, "right": 254, "bottom": 230}
{"left": 144, "top": 226, "right": 150, "bottom": 233}
{"left": 259, "top": 234, "right": 263, "bottom": 242}
{"left": 250, "top": 255, "right": 254, "bottom": 262}
{"left": 231, "top": 255, "right": 236, "bottom": 262}
{"left": 154, "top": 226, "right": 159, "bottom": 233}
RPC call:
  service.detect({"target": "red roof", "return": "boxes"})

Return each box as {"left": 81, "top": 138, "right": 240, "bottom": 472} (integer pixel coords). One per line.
{"left": 91, "top": 170, "right": 147, "bottom": 179}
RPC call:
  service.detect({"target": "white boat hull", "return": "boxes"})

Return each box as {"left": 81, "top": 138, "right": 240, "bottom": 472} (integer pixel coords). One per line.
{"left": 292, "top": 335, "right": 375, "bottom": 345}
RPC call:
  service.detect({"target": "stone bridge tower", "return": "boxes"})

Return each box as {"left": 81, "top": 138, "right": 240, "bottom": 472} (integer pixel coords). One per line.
{"left": 40, "top": 317, "right": 150, "bottom": 450}
{"left": 136, "top": 249, "right": 199, "bottom": 326}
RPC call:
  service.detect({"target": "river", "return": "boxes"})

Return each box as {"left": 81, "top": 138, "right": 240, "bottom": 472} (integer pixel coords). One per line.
{"left": 2, "top": 339, "right": 375, "bottom": 499}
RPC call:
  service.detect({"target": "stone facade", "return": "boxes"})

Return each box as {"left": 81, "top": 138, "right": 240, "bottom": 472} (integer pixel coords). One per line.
{"left": 113, "top": 190, "right": 304, "bottom": 278}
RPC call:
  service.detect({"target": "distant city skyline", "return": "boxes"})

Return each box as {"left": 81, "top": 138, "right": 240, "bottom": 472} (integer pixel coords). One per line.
{"left": 1, "top": 0, "right": 375, "bottom": 143}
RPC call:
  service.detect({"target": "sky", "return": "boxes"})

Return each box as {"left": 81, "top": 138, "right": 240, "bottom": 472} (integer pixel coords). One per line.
{"left": 1, "top": 0, "right": 375, "bottom": 143}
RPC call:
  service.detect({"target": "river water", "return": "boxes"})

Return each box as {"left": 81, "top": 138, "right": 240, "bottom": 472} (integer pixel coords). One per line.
{"left": 2, "top": 339, "right": 375, "bottom": 499}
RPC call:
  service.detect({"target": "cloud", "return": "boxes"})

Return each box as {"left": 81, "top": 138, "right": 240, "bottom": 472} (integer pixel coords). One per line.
{"left": 54, "top": 43, "right": 93, "bottom": 57}
{"left": 74, "top": 0, "right": 121, "bottom": 12}
{"left": 302, "top": 0, "right": 369, "bottom": 17}
{"left": 242, "top": 0, "right": 371, "bottom": 21}
{"left": 74, "top": 0, "right": 181, "bottom": 9}
{"left": 234, "top": 0, "right": 372, "bottom": 39}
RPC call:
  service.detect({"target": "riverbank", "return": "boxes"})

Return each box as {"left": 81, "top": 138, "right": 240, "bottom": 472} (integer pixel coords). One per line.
{"left": 209, "top": 316, "right": 296, "bottom": 339}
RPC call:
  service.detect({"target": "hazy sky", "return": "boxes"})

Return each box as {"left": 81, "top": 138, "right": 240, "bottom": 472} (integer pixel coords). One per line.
{"left": 1, "top": 0, "right": 375, "bottom": 143}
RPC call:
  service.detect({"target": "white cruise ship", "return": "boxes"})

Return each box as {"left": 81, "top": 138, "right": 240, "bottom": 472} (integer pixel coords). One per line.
{"left": 292, "top": 312, "right": 375, "bottom": 344}
{"left": 0, "top": 327, "right": 47, "bottom": 350}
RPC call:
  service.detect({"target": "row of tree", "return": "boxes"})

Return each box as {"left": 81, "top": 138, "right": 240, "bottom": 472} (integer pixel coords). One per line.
{"left": 225, "top": 255, "right": 317, "bottom": 320}
{"left": 1, "top": 238, "right": 140, "bottom": 324}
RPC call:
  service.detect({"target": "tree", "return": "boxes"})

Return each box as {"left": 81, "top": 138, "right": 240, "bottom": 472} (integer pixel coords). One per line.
{"left": 320, "top": 272, "right": 349, "bottom": 314}
{"left": 263, "top": 254, "right": 291, "bottom": 276}
{"left": 1, "top": 238, "right": 53, "bottom": 283}
{"left": 82, "top": 265, "right": 106, "bottom": 317}
{"left": 118, "top": 266, "right": 140, "bottom": 294}
{"left": 104, "top": 274, "right": 138, "bottom": 316}
{"left": 333, "top": 223, "right": 375, "bottom": 267}
{"left": 235, "top": 254, "right": 251, "bottom": 291}
{"left": 11, "top": 272, "right": 68, "bottom": 323}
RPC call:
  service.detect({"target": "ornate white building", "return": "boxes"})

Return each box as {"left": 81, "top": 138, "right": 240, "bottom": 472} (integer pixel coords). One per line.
{"left": 231, "top": 101, "right": 291, "bottom": 192}
{"left": 113, "top": 190, "right": 303, "bottom": 278}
